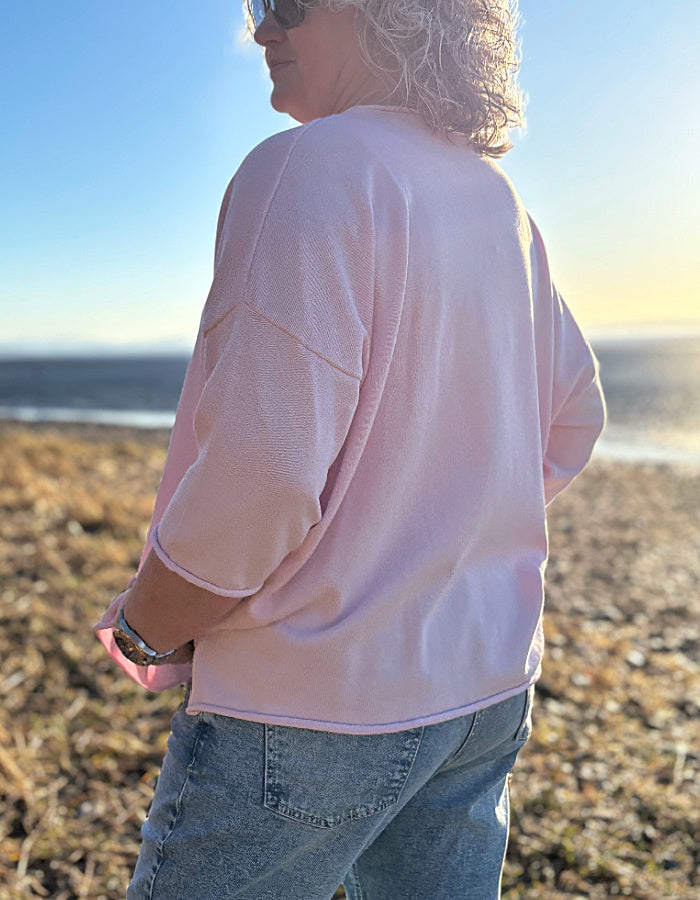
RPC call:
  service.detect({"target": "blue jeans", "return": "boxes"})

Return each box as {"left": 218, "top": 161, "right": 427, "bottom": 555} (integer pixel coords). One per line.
{"left": 127, "top": 685, "right": 533, "bottom": 899}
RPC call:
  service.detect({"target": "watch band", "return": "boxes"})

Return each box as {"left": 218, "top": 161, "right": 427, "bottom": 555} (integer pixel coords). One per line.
{"left": 114, "top": 605, "right": 180, "bottom": 666}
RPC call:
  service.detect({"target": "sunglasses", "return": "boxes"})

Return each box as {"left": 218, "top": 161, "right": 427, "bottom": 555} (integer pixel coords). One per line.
{"left": 248, "top": 0, "right": 308, "bottom": 30}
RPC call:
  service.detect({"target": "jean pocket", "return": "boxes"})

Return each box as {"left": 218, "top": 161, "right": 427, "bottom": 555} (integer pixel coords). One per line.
{"left": 514, "top": 684, "right": 535, "bottom": 743}
{"left": 263, "top": 724, "right": 423, "bottom": 829}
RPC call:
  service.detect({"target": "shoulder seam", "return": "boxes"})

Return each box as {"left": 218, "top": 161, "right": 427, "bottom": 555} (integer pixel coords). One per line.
{"left": 204, "top": 119, "right": 365, "bottom": 380}
{"left": 204, "top": 118, "right": 341, "bottom": 338}
{"left": 206, "top": 300, "right": 362, "bottom": 382}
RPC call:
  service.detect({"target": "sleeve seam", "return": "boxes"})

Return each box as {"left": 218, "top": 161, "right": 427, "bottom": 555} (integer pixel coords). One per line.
{"left": 243, "top": 117, "right": 330, "bottom": 297}
{"left": 206, "top": 299, "right": 362, "bottom": 382}
{"left": 203, "top": 122, "right": 317, "bottom": 336}
{"left": 203, "top": 120, "right": 364, "bottom": 381}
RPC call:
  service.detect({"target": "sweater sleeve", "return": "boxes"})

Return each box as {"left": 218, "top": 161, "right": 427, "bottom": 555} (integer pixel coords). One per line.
{"left": 543, "top": 288, "right": 606, "bottom": 505}
{"left": 527, "top": 218, "right": 606, "bottom": 505}
{"left": 153, "top": 303, "right": 361, "bottom": 595}
{"left": 152, "top": 124, "right": 372, "bottom": 595}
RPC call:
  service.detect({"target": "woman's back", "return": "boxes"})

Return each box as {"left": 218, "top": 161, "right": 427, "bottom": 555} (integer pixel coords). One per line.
{"left": 161, "top": 105, "right": 605, "bottom": 731}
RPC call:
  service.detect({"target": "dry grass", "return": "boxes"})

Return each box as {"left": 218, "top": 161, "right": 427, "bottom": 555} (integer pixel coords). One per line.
{"left": 0, "top": 424, "right": 698, "bottom": 899}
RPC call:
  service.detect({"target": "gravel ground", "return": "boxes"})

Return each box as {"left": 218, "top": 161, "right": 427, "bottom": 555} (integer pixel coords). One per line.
{"left": 0, "top": 423, "right": 698, "bottom": 899}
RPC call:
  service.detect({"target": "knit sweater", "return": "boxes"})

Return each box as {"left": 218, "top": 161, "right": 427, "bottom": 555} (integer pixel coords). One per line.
{"left": 96, "top": 105, "right": 605, "bottom": 733}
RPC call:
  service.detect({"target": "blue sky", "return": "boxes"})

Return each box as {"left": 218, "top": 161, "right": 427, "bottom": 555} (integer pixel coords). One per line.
{"left": 2, "top": 0, "right": 699, "bottom": 353}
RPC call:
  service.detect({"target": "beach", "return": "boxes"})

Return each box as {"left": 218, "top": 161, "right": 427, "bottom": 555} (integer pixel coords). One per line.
{"left": 1, "top": 423, "right": 698, "bottom": 899}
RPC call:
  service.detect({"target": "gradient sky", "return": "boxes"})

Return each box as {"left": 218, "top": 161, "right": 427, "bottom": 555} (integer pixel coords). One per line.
{"left": 2, "top": 0, "right": 699, "bottom": 353}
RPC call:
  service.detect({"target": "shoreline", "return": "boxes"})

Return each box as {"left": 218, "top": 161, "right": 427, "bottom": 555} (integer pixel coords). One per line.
{"left": 3, "top": 416, "right": 700, "bottom": 471}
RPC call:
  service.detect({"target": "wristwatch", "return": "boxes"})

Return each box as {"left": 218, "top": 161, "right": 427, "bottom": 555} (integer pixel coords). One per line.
{"left": 113, "top": 605, "right": 194, "bottom": 667}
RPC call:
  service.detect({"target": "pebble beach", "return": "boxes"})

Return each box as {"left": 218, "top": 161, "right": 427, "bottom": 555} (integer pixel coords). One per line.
{"left": 0, "top": 423, "right": 698, "bottom": 899}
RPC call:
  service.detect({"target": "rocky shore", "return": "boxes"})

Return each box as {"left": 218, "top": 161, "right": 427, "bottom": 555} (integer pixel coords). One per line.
{"left": 0, "top": 423, "right": 698, "bottom": 899}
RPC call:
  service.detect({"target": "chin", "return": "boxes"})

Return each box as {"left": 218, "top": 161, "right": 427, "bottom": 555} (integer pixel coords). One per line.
{"left": 270, "top": 87, "right": 313, "bottom": 123}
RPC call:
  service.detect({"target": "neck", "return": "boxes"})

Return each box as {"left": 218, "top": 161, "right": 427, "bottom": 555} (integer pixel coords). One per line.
{"left": 326, "top": 58, "right": 393, "bottom": 118}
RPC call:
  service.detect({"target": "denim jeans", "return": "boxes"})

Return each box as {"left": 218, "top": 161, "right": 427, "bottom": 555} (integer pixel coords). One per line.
{"left": 127, "top": 685, "right": 533, "bottom": 899}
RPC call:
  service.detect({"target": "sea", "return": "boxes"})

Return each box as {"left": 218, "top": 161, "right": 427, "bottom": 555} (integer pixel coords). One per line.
{"left": 1, "top": 336, "right": 699, "bottom": 465}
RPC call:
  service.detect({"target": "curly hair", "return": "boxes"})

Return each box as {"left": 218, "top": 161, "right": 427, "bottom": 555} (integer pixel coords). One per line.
{"left": 245, "top": 0, "right": 523, "bottom": 157}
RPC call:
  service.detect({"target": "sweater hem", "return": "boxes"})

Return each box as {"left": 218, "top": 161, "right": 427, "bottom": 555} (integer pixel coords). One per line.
{"left": 185, "top": 671, "right": 541, "bottom": 734}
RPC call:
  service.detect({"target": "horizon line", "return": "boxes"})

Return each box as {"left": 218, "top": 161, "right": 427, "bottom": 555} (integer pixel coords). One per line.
{"left": 3, "top": 322, "right": 700, "bottom": 359}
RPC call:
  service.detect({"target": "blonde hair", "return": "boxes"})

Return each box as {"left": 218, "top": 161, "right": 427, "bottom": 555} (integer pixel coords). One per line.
{"left": 246, "top": 0, "right": 523, "bottom": 157}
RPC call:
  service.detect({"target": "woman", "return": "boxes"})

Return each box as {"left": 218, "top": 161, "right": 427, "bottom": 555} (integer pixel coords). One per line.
{"left": 95, "top": 1, "right": 605, "bottom": 897}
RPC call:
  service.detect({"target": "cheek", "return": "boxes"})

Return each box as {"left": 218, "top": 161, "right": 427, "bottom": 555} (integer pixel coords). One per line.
{"left": 300, "top": 51, "right": 338, "bottom": 99}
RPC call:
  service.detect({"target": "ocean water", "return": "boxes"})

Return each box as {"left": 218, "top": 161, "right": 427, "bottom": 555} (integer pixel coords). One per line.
{"left": 0, "top": 356, "right": 187, "bottom": 429}
{"left": 593, "top": 337, "right": 700, "bottom": 464}
{"left": 1, "top": 338, "right": 699, "bottom": 465}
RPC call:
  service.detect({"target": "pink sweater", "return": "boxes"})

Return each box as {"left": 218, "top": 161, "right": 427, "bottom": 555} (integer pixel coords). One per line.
{"left": 96, "top": 106, "right": 605, "bottom": 733}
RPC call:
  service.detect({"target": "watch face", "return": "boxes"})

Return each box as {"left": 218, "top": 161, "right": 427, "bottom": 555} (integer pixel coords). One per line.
{"left": 114, "top": 629, "right": 150, "bottom": 666}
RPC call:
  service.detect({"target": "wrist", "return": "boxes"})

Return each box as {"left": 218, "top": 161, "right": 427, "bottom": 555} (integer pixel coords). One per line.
{"left": 114, "top": 602, "right": 191, "bottom": 667}
{"left": 120, "top": 588, "right": 174, "bottom": 655}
